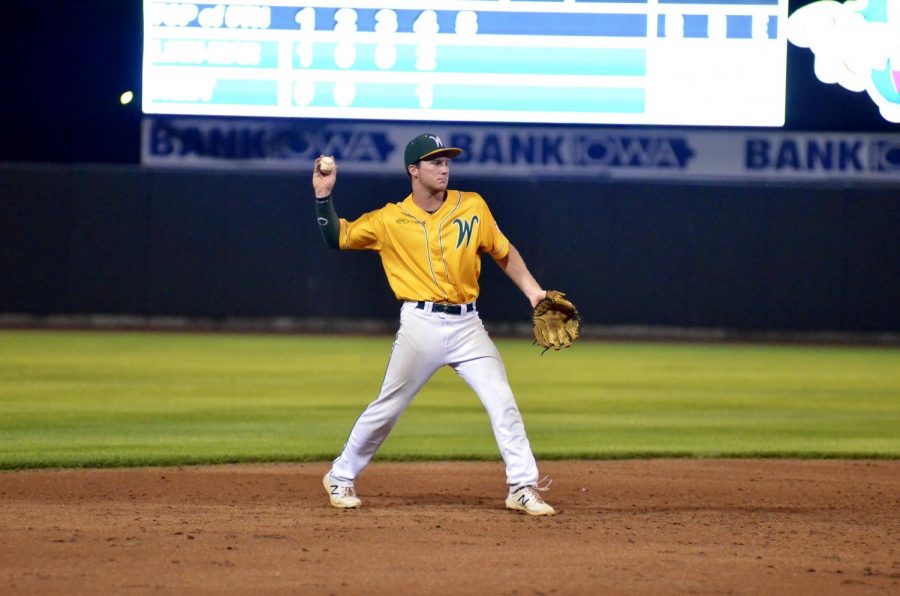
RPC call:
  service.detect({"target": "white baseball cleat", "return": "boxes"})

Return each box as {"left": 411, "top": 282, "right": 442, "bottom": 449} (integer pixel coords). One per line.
{"left": 323, "top": 473, "right": 361, "bottom": 509}
{"left": 506, "top": 485, "right": 556, "bottom": 516}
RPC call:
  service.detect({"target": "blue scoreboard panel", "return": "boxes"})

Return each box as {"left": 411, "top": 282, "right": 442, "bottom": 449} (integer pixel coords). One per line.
{"left": 142, "top": 1, "right": 788, "bottom": 126}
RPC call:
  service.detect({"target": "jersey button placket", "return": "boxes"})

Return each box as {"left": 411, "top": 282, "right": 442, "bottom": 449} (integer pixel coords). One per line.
{"left": 427, "top": 220, "right": 448, "bottom": 302}
{"left": 434, "top": 218, "right": 463, "bottom": 304}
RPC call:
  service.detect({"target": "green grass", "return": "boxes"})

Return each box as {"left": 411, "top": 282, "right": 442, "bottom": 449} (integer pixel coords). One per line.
{"left": 1, "top": 330, "right": 898, "bottom": 469}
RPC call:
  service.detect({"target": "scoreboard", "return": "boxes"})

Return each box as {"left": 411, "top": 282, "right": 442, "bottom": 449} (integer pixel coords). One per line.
{"left": 142, "top": 0, "right": 789, "bottom": 126}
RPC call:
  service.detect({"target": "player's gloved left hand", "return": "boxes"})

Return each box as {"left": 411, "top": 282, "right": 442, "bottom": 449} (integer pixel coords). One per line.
{"left": 532, "top": 290, "right": 582, "bottom": 353}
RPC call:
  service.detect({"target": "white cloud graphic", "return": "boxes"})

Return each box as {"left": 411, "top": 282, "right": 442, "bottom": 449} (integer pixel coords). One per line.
{"left": 788, "top": 0, "right": 900, "bottom": 123}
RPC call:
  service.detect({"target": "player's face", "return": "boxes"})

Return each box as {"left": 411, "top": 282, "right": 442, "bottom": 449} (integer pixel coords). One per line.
{"left": 413, "top": 157, "right": 451, "bottom": 193}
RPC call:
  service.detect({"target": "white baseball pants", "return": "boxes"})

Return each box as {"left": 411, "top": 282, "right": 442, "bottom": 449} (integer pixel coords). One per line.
{"left": 329, "top": 301, "right": 540, "bottom": 490}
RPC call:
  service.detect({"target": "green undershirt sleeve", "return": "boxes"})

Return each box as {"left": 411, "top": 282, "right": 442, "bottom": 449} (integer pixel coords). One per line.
{"left": 315, "top": 195, "right": 340, "bottom": 249}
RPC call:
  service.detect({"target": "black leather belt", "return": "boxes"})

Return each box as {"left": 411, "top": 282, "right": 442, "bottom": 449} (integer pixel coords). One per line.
{"left": 416, "top": 301, "right": 474, "bottom": 315}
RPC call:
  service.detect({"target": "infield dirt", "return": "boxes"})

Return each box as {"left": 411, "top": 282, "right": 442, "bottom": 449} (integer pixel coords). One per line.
{"left": 1, "top": 460, "right": 897, "bottom": 595}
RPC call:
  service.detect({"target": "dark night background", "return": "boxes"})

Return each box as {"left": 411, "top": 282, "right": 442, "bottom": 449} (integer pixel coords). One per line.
{"left": 2, "top": 1, "right": 898, "bottom": 334}
{"left": 1, "top": 0, "right": 898, "bottom": 166}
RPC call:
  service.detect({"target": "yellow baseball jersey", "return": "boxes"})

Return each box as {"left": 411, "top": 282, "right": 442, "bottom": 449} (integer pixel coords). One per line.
{"left": 338, "top": 190, "right": 510, "bottom": 303}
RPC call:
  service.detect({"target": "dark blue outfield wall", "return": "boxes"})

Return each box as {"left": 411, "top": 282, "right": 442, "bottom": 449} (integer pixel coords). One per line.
{"left": 1, "top": 163, "right": 898, "bottom": 333}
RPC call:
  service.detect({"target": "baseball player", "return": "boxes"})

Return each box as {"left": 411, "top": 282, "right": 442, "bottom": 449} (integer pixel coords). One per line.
{"left": 313, "top": 133, "right": 555, "bottom": 516}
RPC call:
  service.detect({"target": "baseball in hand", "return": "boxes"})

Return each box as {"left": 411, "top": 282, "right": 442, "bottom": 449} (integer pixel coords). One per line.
{"left": 319, "top": 156, "right": 335, "bottom": 175}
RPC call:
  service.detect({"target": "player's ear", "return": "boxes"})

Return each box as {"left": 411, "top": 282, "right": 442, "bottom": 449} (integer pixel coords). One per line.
{"left": 407, "top": 163, "right": 418, "bottom": 178}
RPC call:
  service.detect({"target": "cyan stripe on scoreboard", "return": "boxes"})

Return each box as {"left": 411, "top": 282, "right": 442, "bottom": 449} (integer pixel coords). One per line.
{"left": 299, "top": 43, "right": 646, "bottom": 77}
{"left": 432, "top": 84, "right": 644, "bottom": 112}
{"left": 154, "top": 79, "right": 279, "bottom": 106}
{"left": 305, "top": 82, "right": 645, "bottom": 113}
{"left": 152, "top": 39, "right": 279, "bottom": 68}
{"left": 213, "top": 79, "right": 278, "bottom": 105}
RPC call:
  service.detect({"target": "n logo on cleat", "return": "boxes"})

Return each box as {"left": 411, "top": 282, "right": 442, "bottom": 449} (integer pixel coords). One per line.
{"left": 518, "top": 495, "right": 530, "bottom": 506}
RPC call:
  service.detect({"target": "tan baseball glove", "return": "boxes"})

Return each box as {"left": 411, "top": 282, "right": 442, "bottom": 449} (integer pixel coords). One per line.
{"left": 532, "top": 290, "right": 582, "bottom": 352}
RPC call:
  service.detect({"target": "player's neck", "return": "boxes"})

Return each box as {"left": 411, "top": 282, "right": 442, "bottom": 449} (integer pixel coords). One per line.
{"left": 411, "top": 189, "right": 447, "bottom": 213}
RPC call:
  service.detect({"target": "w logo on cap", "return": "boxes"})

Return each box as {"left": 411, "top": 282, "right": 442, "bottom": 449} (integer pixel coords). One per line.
{"left": 404, "top": 133, "right": 463, "bottom": 168}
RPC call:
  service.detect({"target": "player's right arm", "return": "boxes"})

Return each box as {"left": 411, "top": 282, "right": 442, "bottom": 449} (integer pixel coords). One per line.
{"left": 312, "top": 156, "right": 341, "bottom": 248}
{"left": 311, "top": 156, "right": 383, "bottom": 251}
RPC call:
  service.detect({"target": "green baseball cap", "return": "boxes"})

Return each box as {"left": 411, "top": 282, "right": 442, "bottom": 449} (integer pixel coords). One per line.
{"left": 404, "top": 133, "right": 463, "bottom": 169}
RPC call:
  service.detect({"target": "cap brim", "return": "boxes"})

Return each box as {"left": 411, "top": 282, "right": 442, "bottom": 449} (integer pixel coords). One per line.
{"left": 418, "top": 147, "right": 463, "bottom": 161}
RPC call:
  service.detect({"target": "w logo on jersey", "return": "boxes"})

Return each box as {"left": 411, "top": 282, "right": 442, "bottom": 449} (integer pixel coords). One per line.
{"left": 453, "top": 215, "right": 479, "bottom": 249}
